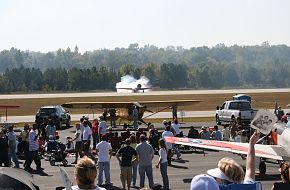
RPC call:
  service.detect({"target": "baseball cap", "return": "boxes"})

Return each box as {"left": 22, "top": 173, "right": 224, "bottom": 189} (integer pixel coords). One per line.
{"left": 190, "top": 174, "right": 219, "bottom": 190}
{"left": 207, "top": 168, "right": 231, "bottom": 182}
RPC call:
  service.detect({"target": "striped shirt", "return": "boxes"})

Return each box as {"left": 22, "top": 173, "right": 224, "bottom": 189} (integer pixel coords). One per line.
{"left": 29, "top": 129, "right": 39, "bottom": 151}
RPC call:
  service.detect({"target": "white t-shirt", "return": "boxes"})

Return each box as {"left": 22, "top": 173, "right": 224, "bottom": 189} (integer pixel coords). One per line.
{"left": 171, "top": 123, "right": 181, "bottom": 135}
{"left": 222, "top": 128, "right": 230, "bottom": 141}
{"left": 82, "top": 126, "right": 92, "bottom": 141}
{"left": 159, "top": 148, "right": 168, "bottom": 163}
{"left": 75, "top": 129, "right": 82, "bottom": 142}
{"left": 96, "top": 141, "right": 112, "bottom": 162}
{"left": 99, "top": 121, "right": 107, "bottom": 135}
{"left": 162, "top": 131, "right": 173, "bottom": 149}
{"left": 64, "top": 185, "right": 106, "bottom": 190}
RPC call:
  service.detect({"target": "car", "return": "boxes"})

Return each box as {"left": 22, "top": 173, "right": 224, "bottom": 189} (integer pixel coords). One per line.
{"left": 35, "top": 105, "right": 71, "bottom": 129}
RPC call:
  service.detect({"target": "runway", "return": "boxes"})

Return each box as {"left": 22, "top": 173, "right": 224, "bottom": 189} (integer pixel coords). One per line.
{"left": 1, "top": 88, "right": 290, "bottom": 99}
{"left": 2, "top": 111, "right": 216, "bottom": 123}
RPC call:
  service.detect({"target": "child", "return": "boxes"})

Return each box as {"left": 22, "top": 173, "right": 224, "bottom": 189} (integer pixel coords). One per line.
{"left": 156, "top": 139, "right": 169, "bottom": 190}
{"left": 65, "top": 137, "right": 74, "bottom": 153}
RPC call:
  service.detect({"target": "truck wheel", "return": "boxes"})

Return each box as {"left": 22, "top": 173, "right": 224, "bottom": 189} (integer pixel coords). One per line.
{"left": 231, "top": 115, "right": 236, "bottom": 121}
{"left": 216, "top": 115, "right": 221, "bottom": 125}
{"left": 57, "top": 120, "right": 62, "bottom": 130}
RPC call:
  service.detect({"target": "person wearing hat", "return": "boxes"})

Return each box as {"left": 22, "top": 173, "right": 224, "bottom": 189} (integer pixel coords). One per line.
{"left": 136, "top": 134, "right": 154, "bottom": 189}
{"left": 190, "top": 174, "right": 219, "bottom": 190}
{"left": 200, "top": 126, "right": 210, "bottom": 140}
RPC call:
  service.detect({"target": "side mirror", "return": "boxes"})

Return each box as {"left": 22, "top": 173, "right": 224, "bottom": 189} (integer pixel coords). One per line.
{"left": 216, "top": 106, "right": 219, "bottom": 110}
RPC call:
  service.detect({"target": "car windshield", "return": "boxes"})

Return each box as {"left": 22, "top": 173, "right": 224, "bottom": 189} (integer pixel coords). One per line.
{"left": 229, "top": 102, "right": 251, "bottom": 110}
{"left": 59, "top": 106, "right": 66, "bottom": 113}
{"left": 39, "top": 108, "right": 55, "bottom": 115}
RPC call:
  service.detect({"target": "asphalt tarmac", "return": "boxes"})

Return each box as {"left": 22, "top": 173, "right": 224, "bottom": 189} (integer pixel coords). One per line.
{"left": 23, "top": 123, "right": 280, "bottom": 190}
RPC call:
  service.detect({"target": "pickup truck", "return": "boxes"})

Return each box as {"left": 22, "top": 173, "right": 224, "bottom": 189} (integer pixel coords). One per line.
{"left": 215, "top": 100, "right": 257, "bottom": 125}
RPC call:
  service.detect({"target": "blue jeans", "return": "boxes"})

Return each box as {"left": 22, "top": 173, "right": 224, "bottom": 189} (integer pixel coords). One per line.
{"left": 132, "top": 162, "right": 138, "bottom": 186}
{"left": 139, "top": 165, "right": 154, "bottom": 188}
{"left": 98, "top": 161, "right": 110, "bottom": 186}
{"left": 160, "top": 162, "right": 169, "bottom": 190}
{"left": 172, "top": 145, "right": 181, "bottom": 158}
{"left": 133, "top": 118, "right": 138, "bottom": 129}
{"left": 9, "top": 145, "right": 19, "bottom": 167}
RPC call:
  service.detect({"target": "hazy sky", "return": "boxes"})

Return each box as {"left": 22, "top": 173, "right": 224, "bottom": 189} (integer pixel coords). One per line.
{"left": 0, "top": 0, "right": 289, "bottom": 53}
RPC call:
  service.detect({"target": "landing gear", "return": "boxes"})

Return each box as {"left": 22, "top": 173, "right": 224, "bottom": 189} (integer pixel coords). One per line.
{"left": 259, "top": 160, "right": 266, "bottom": 175}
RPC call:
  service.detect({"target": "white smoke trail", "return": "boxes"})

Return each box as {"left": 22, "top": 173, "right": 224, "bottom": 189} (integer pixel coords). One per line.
{"left": 116, "top": 75, "right": 151, "bottom": 93}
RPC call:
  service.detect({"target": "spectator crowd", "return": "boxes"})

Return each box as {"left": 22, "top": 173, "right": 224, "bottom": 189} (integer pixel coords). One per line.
{"left": 0, "top": 115, "right": 289, "bottom": 190}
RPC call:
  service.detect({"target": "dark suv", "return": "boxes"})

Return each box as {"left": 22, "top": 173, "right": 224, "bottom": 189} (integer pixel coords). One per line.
{"left": 35, "top": 105, "right": 71, "bottom": 129}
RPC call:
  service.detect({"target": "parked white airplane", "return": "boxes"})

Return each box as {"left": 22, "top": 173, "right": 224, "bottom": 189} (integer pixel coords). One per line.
{"left": 165, "top": 123, "right": 290, "bottom": 174}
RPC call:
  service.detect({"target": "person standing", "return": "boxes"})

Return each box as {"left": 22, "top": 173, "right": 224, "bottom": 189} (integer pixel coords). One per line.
{"left": 7, "top": 126, "right": 19, "bottom": 168}
{"left": 19, "top": 123, "right": 30, "bottom": 158}
{"left": 130, "top": 135, "right": 138, "bottom": 187}
{"left": 133, "top": 106, "right": 139, "bottom": 130}
{"left": 156, "top": 139, "right": 169, "bottom": 190}
{"left": 98, "top": 116, "right": 107, "bottom": 141}
{"left": 171, "top": 119, "right": 182, "bottom": 159}
{"left": 92, "top": 119, "right": 99, "bottom": 150}
{"left": 116, "top": 138, "right": 138, "bottom": 190}
{"left": 0, "top": 130, "right": 9, "bottom": 167}
{"left": 72, "top": 124, "right": 83, "bottom": 164}
{"left": 82, "top": 121, "right": 92, "bottom": 155}
{"left": 109, "top": 108, "right": 117, "bottom": 128}
{"left": 162, "top": 126, "right": 173, "bottom": 166}
{"left": 136, "top": 134, "right": 154, "bottom": 189}
{"left": 25, "top": 124, "right": 42, "bottom": 172}
{"left": 96, "top": 136, "right": 112, "bottom": 187}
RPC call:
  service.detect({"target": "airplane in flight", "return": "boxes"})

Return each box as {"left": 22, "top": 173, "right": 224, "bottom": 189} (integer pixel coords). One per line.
{"left": 61, "top": 99, "right": 200, "bottom": 126}
{"left": 116, "top": 84, "right": 152, "bottom": 93}
{"left": 165, "top": 123, "right": 290, "bottom": 175}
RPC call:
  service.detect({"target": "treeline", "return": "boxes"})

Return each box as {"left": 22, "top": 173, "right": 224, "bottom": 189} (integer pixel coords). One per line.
{"left": 1, "top": 43, "right": 290, "bottom": 92}
{"left": 0, "top": 61, "right": 290, "bottom": 93}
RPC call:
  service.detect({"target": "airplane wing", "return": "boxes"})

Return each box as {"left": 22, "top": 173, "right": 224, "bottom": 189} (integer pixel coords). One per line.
{"left": 138, "top": 100, "right": 201, "bottom": 107}
{"left": 116, "top": 88, "right": 135, "bottom": 90}
{"left": 62, "top": 100, "right": 201, "bottom": 109}
{"left": 61, "top": 102, "right": 135, "bottom": 109}
{"left": 164, "top": 136, "right": 290, "bottom": 161}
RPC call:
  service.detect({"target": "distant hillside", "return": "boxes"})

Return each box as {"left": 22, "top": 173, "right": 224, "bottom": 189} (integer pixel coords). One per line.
{"left": 0, "top": 43, "right": 290, "bottom": 93}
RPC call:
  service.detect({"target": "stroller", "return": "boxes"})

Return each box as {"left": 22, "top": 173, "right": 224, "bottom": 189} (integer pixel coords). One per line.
{"left": 48, "top": 142, "right": 68, "bottom": 166}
